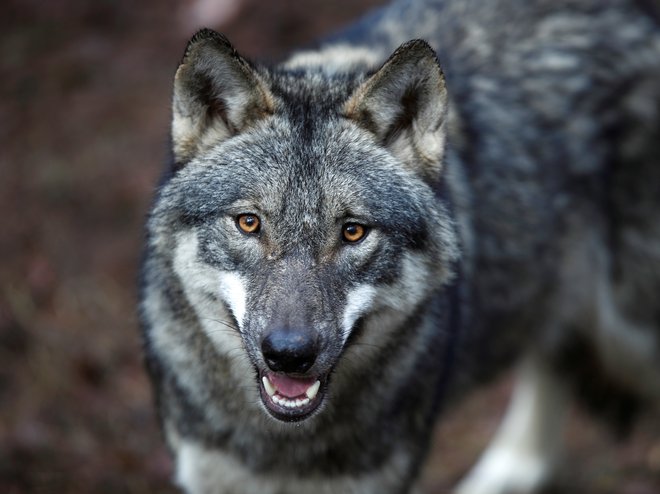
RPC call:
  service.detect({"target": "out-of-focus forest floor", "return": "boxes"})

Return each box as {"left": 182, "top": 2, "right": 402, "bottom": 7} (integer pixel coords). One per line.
{"left": 0, "top": 1, "right": 659, "bottom": 492}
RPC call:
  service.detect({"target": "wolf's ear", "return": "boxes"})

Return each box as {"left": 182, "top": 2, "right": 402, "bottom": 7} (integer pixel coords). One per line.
{"left": 172, "top": 29, "right": 275, "bottom": 164}
{"left": 344, "top": 40, "right": 448, "bottom": 180}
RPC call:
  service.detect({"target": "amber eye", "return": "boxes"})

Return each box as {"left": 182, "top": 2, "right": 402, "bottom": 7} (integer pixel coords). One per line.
{"left": 342, "top": 223, "right": 368, "bottom": 243}
{"left": 236, "top": 214, "right": 261, "bottom": 234}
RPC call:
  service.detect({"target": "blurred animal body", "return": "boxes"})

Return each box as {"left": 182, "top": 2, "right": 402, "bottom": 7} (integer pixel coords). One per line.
{"left": 139, "top": 0, "right": 660, "bottom": 493}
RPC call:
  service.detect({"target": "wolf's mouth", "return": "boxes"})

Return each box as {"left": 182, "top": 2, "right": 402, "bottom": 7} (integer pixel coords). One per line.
{"left": 259, "top": 371, "right": 325, "bottom": 421}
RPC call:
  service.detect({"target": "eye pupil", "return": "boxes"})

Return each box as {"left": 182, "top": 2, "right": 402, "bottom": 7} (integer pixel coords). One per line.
{"left": 343, "top": 223, "right": 367, "bottom": 243}
{"left": 237, "top": 214, "right": 260, "bottom": 234}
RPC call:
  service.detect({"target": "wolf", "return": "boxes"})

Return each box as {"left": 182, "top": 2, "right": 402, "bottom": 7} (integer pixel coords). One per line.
{"left": 139, "top": 0, "right": 660, "bottom": 493}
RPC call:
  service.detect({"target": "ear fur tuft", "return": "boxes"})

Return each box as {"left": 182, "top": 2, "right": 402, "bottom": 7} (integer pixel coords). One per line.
{"left": 171, "top": 29, "right": 275, "bottom": 165}
{"left": 344, "top": 39, "right": 448, "bottom": 180}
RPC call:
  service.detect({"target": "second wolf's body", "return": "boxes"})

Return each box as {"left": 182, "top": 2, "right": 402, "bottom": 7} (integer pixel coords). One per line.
{"left": 140, "top": 0, "right": 660, "bottom": 493}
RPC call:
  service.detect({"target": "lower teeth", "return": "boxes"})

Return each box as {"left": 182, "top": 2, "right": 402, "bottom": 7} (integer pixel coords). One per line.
{"left": 272, "top": 395, "right": 310, "bottom": 409}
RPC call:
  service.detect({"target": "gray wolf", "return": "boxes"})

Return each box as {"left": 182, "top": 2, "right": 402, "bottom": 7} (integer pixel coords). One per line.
{"left": 139, "top": 0, "right": 660, "bottom": 492}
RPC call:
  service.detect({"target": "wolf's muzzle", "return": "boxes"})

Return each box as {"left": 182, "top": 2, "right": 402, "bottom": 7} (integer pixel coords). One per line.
{"left": 258, "top": 327, "right": 327, "bottom": 421}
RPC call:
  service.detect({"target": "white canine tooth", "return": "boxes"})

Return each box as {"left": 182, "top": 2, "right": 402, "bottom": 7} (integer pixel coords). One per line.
{"left": 262, "top": 376, "right": 276, "bottom": 397}
{"left": 306, "top": 380, "right": 320, "bottom": 400}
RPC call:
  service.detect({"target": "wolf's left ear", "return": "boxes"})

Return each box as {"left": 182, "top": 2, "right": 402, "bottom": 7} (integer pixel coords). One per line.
{"left": 344, "top": 40, "right": 448, "bottom": 180}
{"left": 172, "top": 29, "right": 275, "bottom": 164}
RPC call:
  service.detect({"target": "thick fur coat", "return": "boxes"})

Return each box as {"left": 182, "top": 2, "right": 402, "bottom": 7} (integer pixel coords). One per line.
{"left": 140, "top": 1, "right": 660, "bottom": 492}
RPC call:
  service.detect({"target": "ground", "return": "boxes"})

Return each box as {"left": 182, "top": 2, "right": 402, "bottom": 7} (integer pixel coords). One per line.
{"left": 0, "top": 0, "right": 659, "bottom": 492}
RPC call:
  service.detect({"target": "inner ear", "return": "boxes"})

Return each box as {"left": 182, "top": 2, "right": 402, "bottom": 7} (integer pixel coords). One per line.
{"left": 171, "top": 29, "right": 275, "bottom": 165}
{"left": 344, "top": 39, "right": 448, "bottom": 181}
{"left": 382, "top": 82, "right": 424, "bottom": 147}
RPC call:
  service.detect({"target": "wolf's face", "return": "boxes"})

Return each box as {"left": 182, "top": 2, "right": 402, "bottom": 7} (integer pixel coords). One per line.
{"left": 149, "top": 31, "right": 457, "bottom": 423}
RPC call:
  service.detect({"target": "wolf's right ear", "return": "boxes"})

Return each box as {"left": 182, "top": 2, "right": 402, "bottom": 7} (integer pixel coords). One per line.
{"left": 172, "top": 29, "right": 275, "bottom": 164}
{"left": 344, "top": 40, "right": 448, "bottom": 181}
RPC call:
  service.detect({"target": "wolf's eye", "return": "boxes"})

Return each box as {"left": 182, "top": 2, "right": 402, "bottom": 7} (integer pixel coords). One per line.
{"left": 342, "top": 223, "right": 368, "bottom": 243}
{"left": 236, "top": 214, "right": 261, "bottom": 234}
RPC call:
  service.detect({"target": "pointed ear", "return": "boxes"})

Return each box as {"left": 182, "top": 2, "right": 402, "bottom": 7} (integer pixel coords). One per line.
{"left": 344, "top": 40, "right": 448, "bottom": 180}
{"left": 172, "top": 29, "right": 275, "bottom": 164}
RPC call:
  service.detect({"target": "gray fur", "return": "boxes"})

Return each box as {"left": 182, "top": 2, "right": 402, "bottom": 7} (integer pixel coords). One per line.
{"left": 140, "top": 1, "right": 660, "bottom": 493}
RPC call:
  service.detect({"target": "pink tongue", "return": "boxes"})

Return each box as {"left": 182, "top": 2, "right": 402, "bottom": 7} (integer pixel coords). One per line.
{"left": 267, "top": 373, "right": 316, "bottom": 398}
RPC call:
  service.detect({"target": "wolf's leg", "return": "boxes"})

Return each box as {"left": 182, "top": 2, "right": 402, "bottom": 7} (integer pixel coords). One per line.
{"left": 454, "top": 354, "right": 568, "bottom": 494}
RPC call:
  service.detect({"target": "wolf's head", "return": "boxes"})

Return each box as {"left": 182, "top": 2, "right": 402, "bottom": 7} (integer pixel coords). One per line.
{"left": 147, "top": 30, "right": 458, "bottom": 423}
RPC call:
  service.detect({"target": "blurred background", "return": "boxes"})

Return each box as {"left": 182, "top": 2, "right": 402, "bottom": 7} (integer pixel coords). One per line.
{"left": 1, "top": 0, "right": 659, "bottom": 492}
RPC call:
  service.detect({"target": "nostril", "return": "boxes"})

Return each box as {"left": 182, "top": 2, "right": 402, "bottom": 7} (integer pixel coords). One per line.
{"left": 261, "top": 329, "right": 318, "bottom": 374}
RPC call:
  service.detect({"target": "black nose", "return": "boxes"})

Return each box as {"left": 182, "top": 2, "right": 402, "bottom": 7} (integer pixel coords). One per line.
{"left": 261, "top": 328, "right": 318, "bottom": 374}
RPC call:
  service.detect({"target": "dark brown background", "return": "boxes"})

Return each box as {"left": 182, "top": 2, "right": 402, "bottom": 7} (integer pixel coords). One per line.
{"left": 1, "top": 1, "right": 658, "bottom": 492}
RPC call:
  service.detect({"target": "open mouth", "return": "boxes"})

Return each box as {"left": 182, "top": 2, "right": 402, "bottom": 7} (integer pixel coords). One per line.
{"left": 259, "top": 371, "right": 325, "bottom": 421}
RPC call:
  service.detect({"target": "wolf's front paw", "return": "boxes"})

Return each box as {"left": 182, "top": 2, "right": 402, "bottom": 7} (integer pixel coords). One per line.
{"left": 454, "top": 448, "right": 552, "bottom": 494}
